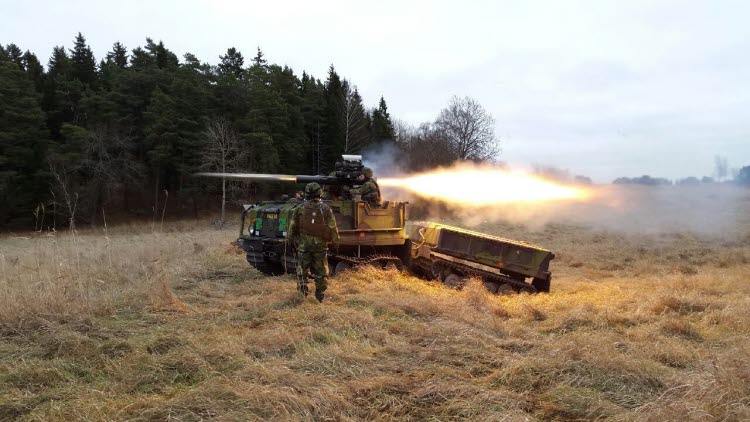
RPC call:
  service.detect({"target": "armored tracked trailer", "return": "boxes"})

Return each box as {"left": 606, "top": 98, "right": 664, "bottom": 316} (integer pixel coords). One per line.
{"left": 409, "top": 222, "right": 554, "bottom": 293}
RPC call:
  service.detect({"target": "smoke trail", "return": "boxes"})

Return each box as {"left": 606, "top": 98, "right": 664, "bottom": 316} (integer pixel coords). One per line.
{"left": 362, "top": 147, "right": 748, "bottom": 236}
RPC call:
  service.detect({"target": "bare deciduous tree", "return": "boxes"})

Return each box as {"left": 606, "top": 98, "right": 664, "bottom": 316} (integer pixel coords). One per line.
{"left": 202, "top": 118, "right": 243, "bottom": 222}
{"left": 81, "top": 125, "right": 142, "bottom": 224}
{"left": 340, "top": 82, "right": 370, "bottom": 153}
{"left": 392, "top": 118, "right": 417, "bottom": 146}
{"left": 49, "top": 162, "right": 78, "bottom": 234}
{"left": 435, "top": 96, "right": 499, "bottom": 161}
{"left": 395, "top": 123, "right": 456, "bottom": 172}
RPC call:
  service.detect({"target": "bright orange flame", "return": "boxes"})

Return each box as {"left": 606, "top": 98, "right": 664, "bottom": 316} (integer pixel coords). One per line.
{"left": 379, "top": 165, "right": 590, "bottom": 205}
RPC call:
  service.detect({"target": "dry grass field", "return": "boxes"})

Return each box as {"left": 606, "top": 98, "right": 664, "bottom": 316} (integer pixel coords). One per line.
{"left": 1, "top": 197, "right": 750, "bottom": 421}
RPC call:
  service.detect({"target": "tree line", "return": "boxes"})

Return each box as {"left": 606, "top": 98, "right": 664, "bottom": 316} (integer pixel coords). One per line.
{"left": 0, "top": 34, "right": 401, "bottom": 228}
{"left": 613, "top": 156, "right": 750, "bottom": 186}
{"left": 1, "top": 34, "right": 503, "bottom": 229}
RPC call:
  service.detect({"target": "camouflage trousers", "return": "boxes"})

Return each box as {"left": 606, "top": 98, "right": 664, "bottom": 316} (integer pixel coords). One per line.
{"left": 296, "top": 248, "right": 329, "bottom": 294}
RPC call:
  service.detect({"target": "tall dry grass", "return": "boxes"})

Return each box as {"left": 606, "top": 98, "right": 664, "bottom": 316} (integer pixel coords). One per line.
{"left": 0, "top": 222, "right": 232, "bottom": 332}
{"left": 1, "top": 210, "right": 749, "bottom": 420}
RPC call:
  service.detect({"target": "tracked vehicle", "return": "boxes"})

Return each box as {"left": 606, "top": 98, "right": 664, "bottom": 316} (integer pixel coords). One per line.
{"left": 199, "top": 155, "right": 555, "bottom": 293}
{"left": 240, "top": 196, "right": 410, "bottom": 275}
{"left": 204, "top": 156, "right": 411, "bottom": 275}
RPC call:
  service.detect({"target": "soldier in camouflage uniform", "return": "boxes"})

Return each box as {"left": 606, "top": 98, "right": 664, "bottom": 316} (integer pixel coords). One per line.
{"left": 288, "top": 182, "right": 339, "bottom": 302}
{"left": 323, "top": 161, "right": 343, "bottom": 200}
{"left": 351, "top": 167, "right": 381, "bottom": 207}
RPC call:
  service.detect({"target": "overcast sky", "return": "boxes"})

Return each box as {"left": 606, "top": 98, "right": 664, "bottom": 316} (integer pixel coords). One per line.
{"left": 3, "top": 0, "right": 749, "bottom": 182}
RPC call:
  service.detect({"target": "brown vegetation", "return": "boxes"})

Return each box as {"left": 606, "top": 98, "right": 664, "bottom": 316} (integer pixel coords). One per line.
{"left": 1, "top": 214, "right": 749, "bottom": 421}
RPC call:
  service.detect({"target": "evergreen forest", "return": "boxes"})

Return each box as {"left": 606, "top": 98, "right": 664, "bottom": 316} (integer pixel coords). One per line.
{"left": 0, "top": 34, "right": 400, "bottom": 228}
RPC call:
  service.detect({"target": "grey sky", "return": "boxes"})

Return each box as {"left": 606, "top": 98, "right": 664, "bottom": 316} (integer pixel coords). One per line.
{"left": 3, "top": 0, "right": 749, "bottom": 182}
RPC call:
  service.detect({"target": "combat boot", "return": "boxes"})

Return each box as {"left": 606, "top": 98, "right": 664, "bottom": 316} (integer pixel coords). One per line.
{"left": 315, "top": 290, "right": 325, "bottom": 303}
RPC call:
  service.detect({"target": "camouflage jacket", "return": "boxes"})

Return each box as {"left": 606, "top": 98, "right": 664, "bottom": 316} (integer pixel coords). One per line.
{"left": 288, "top": 199, "right": 339, "bottom": 251}
{"left": 323, "top": 171, "right": 343, "bottom": 199}
{"left": 351, "top": 179, "right": 381, "bottom": 206}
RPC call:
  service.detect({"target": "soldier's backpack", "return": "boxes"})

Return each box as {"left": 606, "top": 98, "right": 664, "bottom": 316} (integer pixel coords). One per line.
{"left": 299, "top": 202, "right": 333, "bottom": 242}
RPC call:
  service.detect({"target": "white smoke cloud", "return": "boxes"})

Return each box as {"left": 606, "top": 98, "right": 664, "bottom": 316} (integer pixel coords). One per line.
{"left": 363, "top": 146, "right": 748, "bottom": 236}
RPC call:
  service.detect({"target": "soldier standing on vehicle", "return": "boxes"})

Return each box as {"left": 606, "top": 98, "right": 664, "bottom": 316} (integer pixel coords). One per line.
{"left": 351, "top": 167, "right": 381, "bottom": 207}
{"left": 323, "top": 161, "right": 343, "bottom": 200}
{"left": 288, "top": 182, "right": 339, "bottom": 302}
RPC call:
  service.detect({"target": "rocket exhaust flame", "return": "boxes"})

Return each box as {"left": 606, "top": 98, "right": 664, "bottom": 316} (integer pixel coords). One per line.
{"left": 379, "top": 165, "right": 589, "bottom": 205}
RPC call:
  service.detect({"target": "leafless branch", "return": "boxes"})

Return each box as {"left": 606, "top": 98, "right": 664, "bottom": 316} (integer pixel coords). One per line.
{"left": 202, "top": 118, "right": 244, "bottom": 221}
{"left": 434, "top": 96, "right": 499, "bottom": 161}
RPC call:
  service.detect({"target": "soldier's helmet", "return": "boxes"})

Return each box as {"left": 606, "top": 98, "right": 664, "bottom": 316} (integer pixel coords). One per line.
{"left": 334, "top": 161, "right": 343, "bottom": 170}
{"left": 363, "top": 167, "right": 374, "bottom": 178}
{"left": 304, "top": 182, "right": 322, "bottom": 198}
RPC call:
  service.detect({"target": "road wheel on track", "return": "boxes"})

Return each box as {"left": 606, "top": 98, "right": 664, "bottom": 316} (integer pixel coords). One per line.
{"left": 381, "top": 260, "right": 402, "bottom": 271}
{"left": 482, "top": 281, "right": 500, "bottom": 294}
{"left": 246, "top": 253, "right": 280, "bottom": 275}
{"left": 427, "top": 263, "right": 443, "bottom": 280}
{"left": 443, "top": 273, "right": 466, "bottom": 289}
{"left": 496, "top": 283, "right": 516, "bottom": 295}
{"left": 334, "top": 261, "right": 352, "bottom": 274}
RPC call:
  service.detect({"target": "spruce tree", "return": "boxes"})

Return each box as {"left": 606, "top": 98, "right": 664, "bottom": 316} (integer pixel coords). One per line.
{"left": 69, "top": 33, "right": 97, "bottom": 86}
{"left": 300, "top": 72, "right": 327, "bottom": 173}
{"left": 323, "top": 65, "right": 346, "bottom": 168}
{"left": 371, "top": 96, "right": 394, "bottom": 143}
{"left": 22, "top": 51, "right": 45, "bottom": 93}
{"left": 47, "top": 46, "right": 71, "bottom": 78}
{"left": 252, "top": 47, "right": 267, "bottom": 67}
{"left": 44, "top": 46, "right": 80, "bottom": 138}
{"left": 267, "top": 65, "right": 307, "bottom": 173}
{"left": 106, "top": 42, "right": 129, "bottom": 69}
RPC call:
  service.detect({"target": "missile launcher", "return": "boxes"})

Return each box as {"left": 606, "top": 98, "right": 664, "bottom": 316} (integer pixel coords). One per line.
{"left": 198, "top": 155, "right": 555, "bottom": 293}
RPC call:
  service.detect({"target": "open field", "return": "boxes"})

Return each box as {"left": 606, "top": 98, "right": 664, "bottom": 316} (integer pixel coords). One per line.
{"left": 1, "top": 206, "right": 750, "bottom": 421}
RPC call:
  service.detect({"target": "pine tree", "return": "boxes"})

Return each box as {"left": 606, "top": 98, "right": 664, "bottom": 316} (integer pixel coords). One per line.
{"left": 218, "top": 47, "right": 244, "bottom": 79}
{"left": 144, "top": 38, "right": 178, "bottom": 69}
{"left": 4, "top": 43, "right": 23, "bottom": 68}
{"left": 69, "top": 33, "right": 97, "bottom": 86}
{"left": 129, "top": 46, "right": 155, "bottom": 69}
